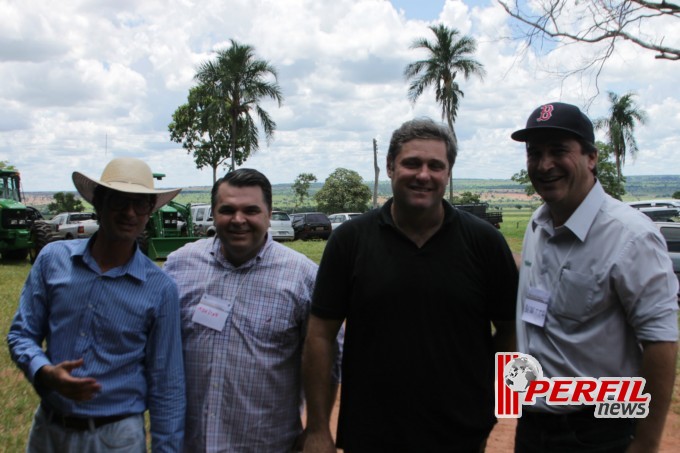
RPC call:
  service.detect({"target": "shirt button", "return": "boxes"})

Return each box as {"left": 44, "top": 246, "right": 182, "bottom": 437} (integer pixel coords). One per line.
{"left": 80, "top": 332, "right": 86, "bottom": 337}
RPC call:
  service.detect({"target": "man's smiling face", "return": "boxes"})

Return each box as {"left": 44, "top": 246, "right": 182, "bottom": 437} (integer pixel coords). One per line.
{"left": 387, "top": 138, "right": 451, "bottom": 212}
{"left": 526, "top": 131, "right": 597, "bottom": 217}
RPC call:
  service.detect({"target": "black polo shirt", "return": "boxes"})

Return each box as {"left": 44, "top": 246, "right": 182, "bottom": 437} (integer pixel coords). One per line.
{"left": 312, "top": 199, "right": 518, "bottom": 452}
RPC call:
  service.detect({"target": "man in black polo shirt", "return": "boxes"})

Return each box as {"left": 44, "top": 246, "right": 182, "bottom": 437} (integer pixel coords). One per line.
{"left": 302, "top": 118, "right": 518, "bottom": 452}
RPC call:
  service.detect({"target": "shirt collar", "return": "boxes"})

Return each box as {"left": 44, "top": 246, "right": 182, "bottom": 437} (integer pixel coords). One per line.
{"left": 378, "top": 198, "right": 456, "bottom": 229}
{"left": 210, "top": 233, "right": 271, "bottom": 269}
{"left": 72, "top": 234, "right": 148, "bottom": 281}
{"left": 532, "top": 180, "right": 606, "bottom": 242}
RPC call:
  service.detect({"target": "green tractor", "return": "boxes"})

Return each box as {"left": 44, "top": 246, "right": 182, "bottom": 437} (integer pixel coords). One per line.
{"left": 138, "top": 173, "right": 199, "bottom": 260}
{"left": 0, "top": 169, "right": 49, "bottom": 262}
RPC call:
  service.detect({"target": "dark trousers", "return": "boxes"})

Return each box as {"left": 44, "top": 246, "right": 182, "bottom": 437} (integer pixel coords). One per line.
{"left": 515, "top": 409, "right": 636, "bottom": 453}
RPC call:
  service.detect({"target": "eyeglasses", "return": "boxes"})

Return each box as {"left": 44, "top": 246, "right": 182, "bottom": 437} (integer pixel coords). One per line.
{"left": 106, "top": 193, "right": 154, "bottom": 215}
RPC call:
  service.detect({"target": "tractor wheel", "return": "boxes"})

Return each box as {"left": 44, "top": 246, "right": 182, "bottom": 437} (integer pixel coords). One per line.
{"left": 29, "top": 221, "right": 54, "bottom": 264}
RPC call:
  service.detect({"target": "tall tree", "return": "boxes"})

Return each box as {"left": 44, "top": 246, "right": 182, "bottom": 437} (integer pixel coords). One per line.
{"left": 511, "top": 169, "right": 535, "bottom": 196}
{"left": 169, "top": 86, "right": 232, "bottom": 184}
{"left": 194, "top": 40, "right": 283, "bottom": 173}
{"left": 594, "top": 91, "right": 647, "bottom": 180}
{"left": 292, "top": 173, "right": 317, "bottom": 210}
{"left": 48, "top": 192, "right": 84, "bottom": 214}
{"left": 499, "top": 0, "right": 680, "bottom": 62}
{"left": 404, "top": 24, "right": 486, "bottom": 201}
{"left": 595, "top": 142, "right": 626, "bottom": 200}
{"left": 314, "top": 168, "right": 371, "bottom": 214}
{"left": 0, "top": 160, "right": 17, "bottom": 171}
{"left": 170, "top": 85, "right": 258, "bottom": 183}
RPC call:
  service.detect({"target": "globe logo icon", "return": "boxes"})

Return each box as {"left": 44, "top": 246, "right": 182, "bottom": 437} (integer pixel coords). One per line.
{"left": 503, "top": 354, "right": 543, "bottom": 393}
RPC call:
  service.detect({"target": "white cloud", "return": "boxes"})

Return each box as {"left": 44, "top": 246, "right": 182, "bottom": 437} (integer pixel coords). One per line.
{"left": 0, "top": 0, "right": 678, "bottom": 192}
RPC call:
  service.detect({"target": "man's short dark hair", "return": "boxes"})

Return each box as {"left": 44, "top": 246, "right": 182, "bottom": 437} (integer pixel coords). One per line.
{"left": 211, "top": 168, "right": 273, "bottom": 211}
{"left": 387, "top": 118, "right": 457, "bottom": 170}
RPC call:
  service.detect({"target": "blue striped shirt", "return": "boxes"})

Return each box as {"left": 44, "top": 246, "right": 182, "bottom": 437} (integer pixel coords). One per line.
{"left": 164, "top": 236, "right": 325, "bottom": 453}
{"left": 7, "top": 237, "right": 186, "bottom": 452}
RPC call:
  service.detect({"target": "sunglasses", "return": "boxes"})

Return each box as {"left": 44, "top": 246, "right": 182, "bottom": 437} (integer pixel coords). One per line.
{"left": 106, "top": 193, "right": 154, "bottom": 215}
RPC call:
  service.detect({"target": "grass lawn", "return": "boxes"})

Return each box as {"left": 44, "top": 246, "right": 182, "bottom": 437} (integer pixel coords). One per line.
{"left": 0, "top": 260, "right": 39, "bottom": 451}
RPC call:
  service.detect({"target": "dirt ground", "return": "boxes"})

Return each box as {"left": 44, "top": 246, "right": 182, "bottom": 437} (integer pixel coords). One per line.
{"left": 320, "top": 386, "right": 680, "bottom": 452}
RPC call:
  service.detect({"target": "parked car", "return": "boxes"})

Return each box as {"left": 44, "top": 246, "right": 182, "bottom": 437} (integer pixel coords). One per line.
{"left": 655, "top": 222, "right": 680, "bottom": 300}
{"left": 638, "top": 207, "right": 678, "bottom": 222}
{"left": 628, "top": 199, "right": 680, "bottom": 209}
{"left": 268, "top": 211, "right": 295, "bottom": 241}
{"left": 290, "top": 212, "right": 332, "bottom": 240}
{"left": 328, "top": 212, "right": 361, "bottom": 230}
{"left": 628, "top": 200, "right": 680, "bottom": 220}
{"left": 190, "top": 203, "right": 215, "bottom": 237}
{"left": 48, "top": 212, "right": 98, "bottom": 239}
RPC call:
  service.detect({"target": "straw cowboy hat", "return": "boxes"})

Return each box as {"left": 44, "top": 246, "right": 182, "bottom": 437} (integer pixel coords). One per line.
{"left": 72, "top": 157, "right": 181, "bottom": 212}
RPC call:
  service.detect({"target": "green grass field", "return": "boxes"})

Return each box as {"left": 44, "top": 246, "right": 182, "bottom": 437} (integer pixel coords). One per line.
{"left": 0, "top": 260, "right": 39, "bottom": 451}
{"left": 1, "top": 213, "right": 678, "bottom": 450}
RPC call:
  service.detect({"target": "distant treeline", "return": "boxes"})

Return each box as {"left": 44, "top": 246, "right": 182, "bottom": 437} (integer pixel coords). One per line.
{"left": 263, "top": 175, "right": 680, "bottom": 199}
{"left": 25, "top": 175, "right": 680, "bottom": 206}
{"left": 622, "top": 175, "right": 680, "bottom": 199}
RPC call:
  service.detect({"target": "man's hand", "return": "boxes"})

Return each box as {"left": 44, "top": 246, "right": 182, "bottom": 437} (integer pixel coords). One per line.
{"left": 36, "top": 358, "right": 101, "bottom": 401}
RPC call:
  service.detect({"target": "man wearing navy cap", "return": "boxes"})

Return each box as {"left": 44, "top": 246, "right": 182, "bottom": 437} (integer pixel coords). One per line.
{"left": 512, "top": 102, "right": 678, "bottom": 452}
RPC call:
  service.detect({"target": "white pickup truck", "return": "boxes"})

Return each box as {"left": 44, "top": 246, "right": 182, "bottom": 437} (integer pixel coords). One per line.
{"left": 48, "top": 212, "right": 99, "bottom": 239}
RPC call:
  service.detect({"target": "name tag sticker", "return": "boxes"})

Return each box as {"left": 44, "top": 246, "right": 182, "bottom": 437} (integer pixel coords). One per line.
{"left": 192, "top": 294, "right": 228, "bottom": 331}
{"left": 522, "top": 287, "right": 550, "bottom": 327}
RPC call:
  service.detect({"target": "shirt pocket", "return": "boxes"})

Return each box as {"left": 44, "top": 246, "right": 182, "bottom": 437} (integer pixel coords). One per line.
{"left": 239, "top": 303, "right": 298, "bottom": 346}
{"left": 550, "top": 269, "right": 603, "bottom": 322}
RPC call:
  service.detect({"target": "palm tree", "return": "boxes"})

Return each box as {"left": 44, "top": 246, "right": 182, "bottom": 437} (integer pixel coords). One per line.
{"left": 404, "top": 24, "right": 485, "bottom": 201}
{"left": 195, "top": 39, "right": 283, "bottom": 172}
{"left": 594, "top": 91, "right": 647, "bottom": 180}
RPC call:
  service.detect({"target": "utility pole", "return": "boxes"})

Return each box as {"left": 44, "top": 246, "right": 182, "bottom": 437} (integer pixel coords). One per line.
{"left": 373, "top": 138, "right": 380, "bottom": 209}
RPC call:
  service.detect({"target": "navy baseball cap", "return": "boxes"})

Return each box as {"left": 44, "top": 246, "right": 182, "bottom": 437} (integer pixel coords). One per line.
{"left": 511, "top": 102, "right": 595, "bottom": 144}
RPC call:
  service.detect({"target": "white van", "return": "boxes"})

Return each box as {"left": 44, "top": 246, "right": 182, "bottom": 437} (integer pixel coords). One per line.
{"left": 190, "top": 203, "right": 216, "bottom": 237}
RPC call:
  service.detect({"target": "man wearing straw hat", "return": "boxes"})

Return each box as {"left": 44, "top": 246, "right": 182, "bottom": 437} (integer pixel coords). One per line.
{"left": 8, "top": 157, "right": 186, "bottom": 452}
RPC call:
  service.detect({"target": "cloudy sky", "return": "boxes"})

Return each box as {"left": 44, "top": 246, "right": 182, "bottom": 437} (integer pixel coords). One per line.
{"left": 2, "top": 0, "right": 679, "bottom": 192}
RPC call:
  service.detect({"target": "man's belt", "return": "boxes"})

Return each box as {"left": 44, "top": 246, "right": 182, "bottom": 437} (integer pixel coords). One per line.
{"left": 41, "top": 402, "right": 134, "bottom": 431}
